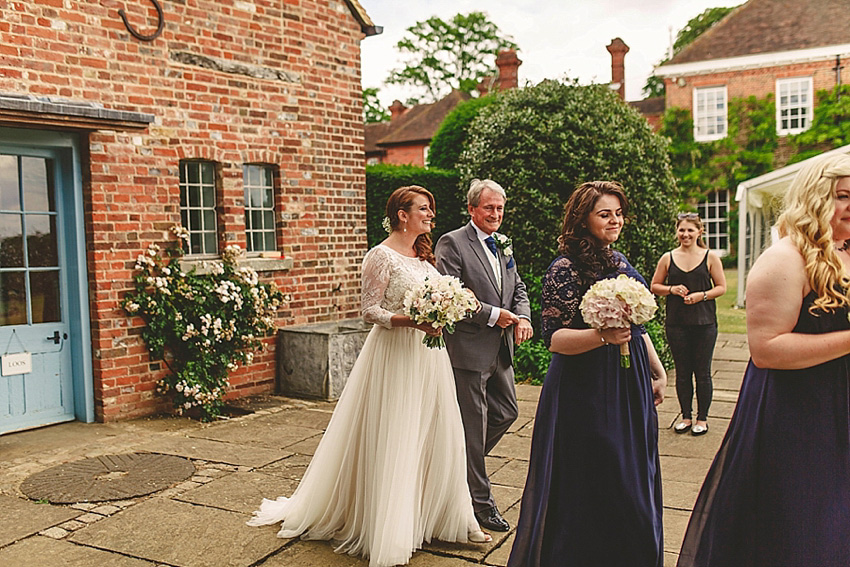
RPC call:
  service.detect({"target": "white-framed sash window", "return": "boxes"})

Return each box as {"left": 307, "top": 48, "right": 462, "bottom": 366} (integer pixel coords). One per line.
{"left": 693, "top": 86, "right": 728, "bottom": 142}
{"left": 776, "top": 77, "right": 813, "bottom": 135}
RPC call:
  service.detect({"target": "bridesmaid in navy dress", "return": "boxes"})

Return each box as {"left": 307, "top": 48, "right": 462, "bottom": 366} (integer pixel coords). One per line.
{"left": 678, "top": 154, "right": 850, "bottom": 567}
{"left": 508, "top": 181, "right": 667, "bottom": 567}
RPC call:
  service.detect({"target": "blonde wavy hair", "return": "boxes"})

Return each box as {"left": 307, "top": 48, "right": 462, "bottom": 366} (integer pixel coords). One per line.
{"left": 776, "top": 153, "right": 850, "bottom": 313}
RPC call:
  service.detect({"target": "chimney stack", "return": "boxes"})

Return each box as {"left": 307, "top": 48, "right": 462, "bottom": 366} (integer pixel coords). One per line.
{"left": 495, "top": 49, "right": 522, "bottom": 91}
{"left": 606, "top": 38, "right": 629, "bottom": 100}
{"left": 389, "top": 100, "right": 407, "bottom": 121}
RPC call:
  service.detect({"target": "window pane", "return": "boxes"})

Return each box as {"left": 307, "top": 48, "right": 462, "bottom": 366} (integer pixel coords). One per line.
{"left": 0, "top": 155, "right": 21, "bottom": 211}
{"left": 203, "top": 232, "right": 216, "bottom": 253}
{"left": 27, "top": 215, "right": 58, "bottom": 268}
{"left": 188, "top": 185, "right": 200, "bottom": 208}
{"left": 201, "top": 162, "right": 214, "bottom": 185}
{"left": 0, "top": 271, "right": 26, "bottom": 325}
{"left": 186, "top": 163, "right": 199, "bottom": 184}
{"left": 0, "top": 213, "right": 23, "bottom": 267}
{"left": 264, "top": 232, "right": 275, "bottom": 250}
{"left": 202, "top": 184, "right": 215, "bottom": 207}
{"left": 22, "top": 157, "right": 55, "bottom": 212}
{"left": 203, "top": 209, "right": 216, "bottom": 230}
{"left": 30, "top": 270, "right": 60, "bottom": 323}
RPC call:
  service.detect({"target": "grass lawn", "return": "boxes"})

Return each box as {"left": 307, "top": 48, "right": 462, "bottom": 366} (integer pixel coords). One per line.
{"left": 716, "top": 268, "right": 746, "bottom": 334}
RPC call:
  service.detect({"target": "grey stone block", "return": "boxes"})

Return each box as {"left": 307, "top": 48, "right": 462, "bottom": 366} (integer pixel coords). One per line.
{"left": 277, "top": 320, "right": 372, "bottom": 400}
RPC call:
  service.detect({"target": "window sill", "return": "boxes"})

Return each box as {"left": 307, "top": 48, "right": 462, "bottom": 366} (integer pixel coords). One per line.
{"left": 180, "top": 255, "right": 293, "bottom": 274}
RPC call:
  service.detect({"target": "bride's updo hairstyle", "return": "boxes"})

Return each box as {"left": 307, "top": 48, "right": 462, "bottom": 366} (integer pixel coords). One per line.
{"left": 777, "top": 153, "right": 850, "bottom": 313}
{"left": 386, "top": 185, "right": 436, "bottom": 265}
{"left": 557, "top": 181, "right": 629, "bottom": 287}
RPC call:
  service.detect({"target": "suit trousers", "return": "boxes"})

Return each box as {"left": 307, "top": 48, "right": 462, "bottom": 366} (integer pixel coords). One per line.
{"left": 452, "top": 341, "right": 518, "bottom": 513}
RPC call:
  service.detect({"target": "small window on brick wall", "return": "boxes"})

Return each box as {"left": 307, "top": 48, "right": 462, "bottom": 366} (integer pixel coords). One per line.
{"left": 179, "top": 160, "right": 218, "bottom": 255}
{"left": 693, "top": 86, "right": 728, "bottom": 142}
{"left": 776, "top": 77, "right": 813, "bottom": 135}
{"left": 243, "top": 164, "right": 277, "bottom": 253}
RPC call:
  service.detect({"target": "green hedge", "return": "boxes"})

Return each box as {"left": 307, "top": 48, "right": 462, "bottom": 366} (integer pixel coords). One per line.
{"left": 365, "top": 164, "right": 464, "bottom": 248}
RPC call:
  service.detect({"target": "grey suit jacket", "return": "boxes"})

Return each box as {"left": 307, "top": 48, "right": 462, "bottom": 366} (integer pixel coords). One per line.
{"left": 435, "top": 222, "right": 531, "bottom": 372}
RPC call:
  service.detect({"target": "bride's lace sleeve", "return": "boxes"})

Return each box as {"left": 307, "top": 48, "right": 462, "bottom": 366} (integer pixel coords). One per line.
{"left": 361, "top": 247, "right": 395, "bottom": 329}
{"left": 541, "top": 256, "right": 581, "bottom": 348}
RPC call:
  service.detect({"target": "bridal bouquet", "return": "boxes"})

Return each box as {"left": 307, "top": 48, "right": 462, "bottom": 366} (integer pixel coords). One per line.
{"left": 579, "top": 274, "right": 657, "bottom": 368}
{"left": 404, "top": 275, "right": 479, "bottom": 349}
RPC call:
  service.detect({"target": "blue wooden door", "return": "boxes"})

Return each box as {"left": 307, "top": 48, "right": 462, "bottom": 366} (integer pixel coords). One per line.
{"left": 0, "top": 148, "right": 74, "bottom": 433}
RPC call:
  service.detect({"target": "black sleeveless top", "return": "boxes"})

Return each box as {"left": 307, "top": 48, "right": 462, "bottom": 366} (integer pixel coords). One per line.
{"left": 666, "top": 250, "right": 716, "bottom": 326}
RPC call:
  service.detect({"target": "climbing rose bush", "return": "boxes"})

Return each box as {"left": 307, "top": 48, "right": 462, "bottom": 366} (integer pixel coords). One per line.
{"left": 123, "top": 226, "right": 286, "bottom": 420}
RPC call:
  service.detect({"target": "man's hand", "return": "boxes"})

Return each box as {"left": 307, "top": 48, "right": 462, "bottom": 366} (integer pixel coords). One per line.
{"left": 515, "top": 318, "right": 533, "bottom": 345}
{"left": 496, "top": 308, "right": 520, "bottom": 329}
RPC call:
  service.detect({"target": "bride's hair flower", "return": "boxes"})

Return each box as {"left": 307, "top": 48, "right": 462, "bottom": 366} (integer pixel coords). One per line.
{"left": 382, "top": 216, "right": 392, "bottom": 234}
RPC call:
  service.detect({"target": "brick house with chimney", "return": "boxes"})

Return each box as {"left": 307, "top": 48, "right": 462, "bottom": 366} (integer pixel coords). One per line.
{"left": 654, "top": 0, "right": 850, "bottom": 255}
{"left": 0, "top": 1, "right": 378, "bottom": 433}
{"left": 365, "top": 49, "right": 522, "bottom": 167}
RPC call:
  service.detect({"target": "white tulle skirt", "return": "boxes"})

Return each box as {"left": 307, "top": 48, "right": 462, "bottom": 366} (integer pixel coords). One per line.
{"left": 247, "top": 325, "right": 479, "bottom": 567}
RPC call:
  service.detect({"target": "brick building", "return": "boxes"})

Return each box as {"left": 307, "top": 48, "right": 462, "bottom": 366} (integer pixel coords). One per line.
{"left": 365, "top": 49, "right": 522, "bottom": 167}
{"left": 655, "top": 0, "right": 850, "bottom": 254}
{"left": 0, "top": 1, "right": 379, "bottom": 432}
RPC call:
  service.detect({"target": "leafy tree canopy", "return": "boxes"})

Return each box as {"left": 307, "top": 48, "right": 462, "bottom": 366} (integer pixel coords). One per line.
{"left": 363, "top": 87, "right": 390, "bottom": 123}
{"left": 427, "top": 95, "right": 496, "bottom": 170}
{"left": 642, "top": 5, "right": 739, "bottom": 98}
{"left": 385, "top": 12, "right": 517, "bottom": 104}
{"left": 457, "top": 79, "right": 680, "bottom": 285}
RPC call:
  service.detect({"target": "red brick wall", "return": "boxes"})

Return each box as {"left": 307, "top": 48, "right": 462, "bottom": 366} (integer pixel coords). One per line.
{"left": 665, "top": 59, "right": 850, "bottom": 112}
{"left": 0, "top": 1, "right": 369, "bottom": 420}
{"left": 383, "top": 143, "right": 428, "bottom": 167}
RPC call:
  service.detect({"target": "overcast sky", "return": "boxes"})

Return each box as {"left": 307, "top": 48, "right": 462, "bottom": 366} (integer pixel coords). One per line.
{"left": 359, "top": 0, "right": 736, "bottom": 105}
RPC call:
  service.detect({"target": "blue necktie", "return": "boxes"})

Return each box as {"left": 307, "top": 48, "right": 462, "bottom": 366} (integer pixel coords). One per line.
{"left": 484, "top": 236, "right": 499, "bottom": 257}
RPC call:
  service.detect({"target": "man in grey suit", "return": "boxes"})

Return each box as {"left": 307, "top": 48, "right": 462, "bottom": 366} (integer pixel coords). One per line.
{"left": 435, "top": 179, "right": 533, "bottom": 533}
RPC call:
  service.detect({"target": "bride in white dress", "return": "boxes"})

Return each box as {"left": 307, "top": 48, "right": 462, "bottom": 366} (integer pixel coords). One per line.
{"left": 248, "top": 186, "right": 490, "bottom": 566}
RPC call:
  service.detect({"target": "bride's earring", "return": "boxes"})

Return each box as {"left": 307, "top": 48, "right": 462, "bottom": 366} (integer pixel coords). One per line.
{"left": 403, "top": 221, "right": 407, "bottom": 233}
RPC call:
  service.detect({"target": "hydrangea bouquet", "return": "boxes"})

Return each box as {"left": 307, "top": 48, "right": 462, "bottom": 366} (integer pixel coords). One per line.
{"left": 403, "top": 275, "right": 479, "bottom": 348}
{"left": 579, "top": 274, "right": 657, "bottom": 368}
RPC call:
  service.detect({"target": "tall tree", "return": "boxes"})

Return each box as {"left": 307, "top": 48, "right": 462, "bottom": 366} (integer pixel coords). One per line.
{"left": 643, "top": 5, "right": 738, "bottom": 98}
{"left": 385, "top": 12, "right": 517, "bottom": 104}
{"left": 362, "top": 87, "right": 390, "bottom": 123}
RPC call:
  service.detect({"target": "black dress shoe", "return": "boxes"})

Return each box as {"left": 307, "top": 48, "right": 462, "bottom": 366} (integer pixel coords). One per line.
{"left": 475, "top": 506, "right": 510, "bottom": 532}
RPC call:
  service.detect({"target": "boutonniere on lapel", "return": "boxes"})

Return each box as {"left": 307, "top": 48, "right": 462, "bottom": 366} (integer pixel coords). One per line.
{"left": 492, "top": 233, "right": 515, "bottom": 268}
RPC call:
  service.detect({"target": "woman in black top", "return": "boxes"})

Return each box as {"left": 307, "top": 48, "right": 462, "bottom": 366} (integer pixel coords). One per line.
{"left": 651, "top": 213, "right": 726, "bottom": 436}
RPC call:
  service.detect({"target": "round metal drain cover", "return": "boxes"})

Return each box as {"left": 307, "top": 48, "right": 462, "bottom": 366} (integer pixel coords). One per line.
{"left": 20, "top": 453, "right": 195, "bottom": 503}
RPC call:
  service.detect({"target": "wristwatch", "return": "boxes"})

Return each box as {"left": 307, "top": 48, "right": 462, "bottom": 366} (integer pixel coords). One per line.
{"left": 702, "top": 291, "right": 708, "bottom": 302}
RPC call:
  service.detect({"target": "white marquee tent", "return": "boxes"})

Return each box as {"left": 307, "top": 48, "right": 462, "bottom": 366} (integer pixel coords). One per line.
{"left": 735, "top": 143, "right": 850, "bottom": 307}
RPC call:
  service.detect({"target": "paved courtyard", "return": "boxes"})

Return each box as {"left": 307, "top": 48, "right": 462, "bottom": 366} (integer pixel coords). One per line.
{"left": 0, "top": 333, "right": 749, "bottom": 567}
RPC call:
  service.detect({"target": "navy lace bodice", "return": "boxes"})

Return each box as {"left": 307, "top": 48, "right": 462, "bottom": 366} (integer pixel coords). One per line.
{"left": 541, "top": 250, "right": 649, "bottom": 348}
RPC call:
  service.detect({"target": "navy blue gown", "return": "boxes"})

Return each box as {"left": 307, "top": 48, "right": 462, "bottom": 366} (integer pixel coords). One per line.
{"left": 677, "top": 291, "right": 850, "bottom": 567}
{"left": 508, "top": 252, "right": 663, "bottom": 567}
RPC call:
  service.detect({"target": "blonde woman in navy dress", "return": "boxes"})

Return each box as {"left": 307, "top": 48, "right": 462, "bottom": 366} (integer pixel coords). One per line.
{"left": 678, "top": 154, "right": 850, "bottom": 566}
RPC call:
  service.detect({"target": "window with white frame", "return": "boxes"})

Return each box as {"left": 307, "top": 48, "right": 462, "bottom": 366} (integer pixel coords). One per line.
{"left": 776, "top": 77, "right": 813, "bottom": 135}
{"left": 179, "top": 160, "right": 218, "bottom": 255}
{"left": 697, "top": 190, "right": 729, "bottom": 255}
{"left": 243, "top": 164, "right": 277, "bottom": 253}
{"left": 693, "top": 86, "right": 728, "bottom": 142}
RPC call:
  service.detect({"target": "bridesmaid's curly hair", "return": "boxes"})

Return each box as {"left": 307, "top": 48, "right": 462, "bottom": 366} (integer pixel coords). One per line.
{"left": 557, "top": 181, "right": 629, "bottom": 286}
{"left": 385, "top": 185, "right": 436, "bottom": 265}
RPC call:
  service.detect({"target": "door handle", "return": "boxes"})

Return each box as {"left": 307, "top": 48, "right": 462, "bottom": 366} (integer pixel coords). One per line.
{"left": 46, "top": 331, "right": 67, "bottom": 344}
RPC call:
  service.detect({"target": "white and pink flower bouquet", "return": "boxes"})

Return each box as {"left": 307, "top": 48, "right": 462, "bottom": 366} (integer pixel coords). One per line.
{"left": 579, "top": 274, "right": 657, "bottom": 368}
{"left": 403, "top": 275, "right": 479, "bottom": 349}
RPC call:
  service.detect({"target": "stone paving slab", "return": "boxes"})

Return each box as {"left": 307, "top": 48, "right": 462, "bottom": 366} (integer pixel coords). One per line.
{"left": 487, "top": 432, "right": 531, "bottom": 460}
{"left": 663, "top": 508, "right": 692, "bottom": 555}
{"left": 0, "top": 535, "right": 155, "bottom": 566}
{"left": 282, "top": 435, "right": 321, "bottom": 456}
{"left": 257, "top": 453, "right": 312, "bottom": 479}
{"left": 70, "top": 497, "right": 284, "bottom": 567}
{"left": 133, "top": 435, "right": 286, "bottom": 468}
{"left": 177, "top": 470, "right": 294, "bottom": 515}
{"left": 489, "top": 459, "right": 529, "bottom": 490}
{"left": 188, "top": 421, "right": 323, "bottom": 452}
{"left": 661, "top": 479, "right": 702, "bottom": 511}
{"left": 0, "top": 494, "right": 80, "bottom": 547}
{"left": 251, "top": 407, "right": 335, "bottom": 430}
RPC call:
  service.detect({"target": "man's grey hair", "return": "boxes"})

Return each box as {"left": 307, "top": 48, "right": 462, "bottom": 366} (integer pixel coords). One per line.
{"left": 467, "top": 178, "right": 507, "bottom": 207}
